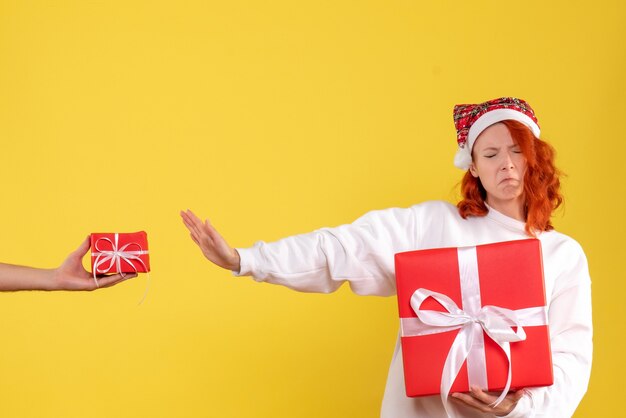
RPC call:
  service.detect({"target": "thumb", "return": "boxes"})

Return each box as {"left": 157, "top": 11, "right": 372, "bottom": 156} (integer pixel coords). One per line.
{"left": 73, "top": 235, "right": 91, "bottom": 258}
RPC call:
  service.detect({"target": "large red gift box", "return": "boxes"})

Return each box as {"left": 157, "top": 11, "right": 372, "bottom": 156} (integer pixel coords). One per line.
{"left": 90, "top": 231, "right": 150, "bottom": 275}
{"left": 395, "top": 239, "right": 553, "bottom": 401}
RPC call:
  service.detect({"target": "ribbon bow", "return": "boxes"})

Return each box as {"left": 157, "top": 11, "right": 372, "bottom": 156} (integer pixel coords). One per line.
{"left": 92, "top": 233, "right": 149, "bottom": 288}
{"left": 410, "top": 288, "right": 528, "bottom": 416}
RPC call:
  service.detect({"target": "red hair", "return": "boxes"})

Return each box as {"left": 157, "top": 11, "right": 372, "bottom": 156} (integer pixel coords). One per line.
{"left": 456, "top": 120, "right": 563, "bottom": 236}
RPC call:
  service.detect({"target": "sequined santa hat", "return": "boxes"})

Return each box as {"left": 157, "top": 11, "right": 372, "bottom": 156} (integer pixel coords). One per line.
{"left": 453, "top": 97, "right": 541, "bottom": 169}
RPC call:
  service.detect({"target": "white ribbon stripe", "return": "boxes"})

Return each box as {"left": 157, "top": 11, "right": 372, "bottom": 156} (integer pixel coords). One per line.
{"left": 399, "top": 246, "right": 547, "bottom": 417}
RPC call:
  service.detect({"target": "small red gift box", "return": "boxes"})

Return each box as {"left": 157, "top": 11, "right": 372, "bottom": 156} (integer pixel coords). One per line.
{"left": 395, "top": 239, "right": 552, "bottom": 404}
{"left": 90, "top": 231, "right": 150, "bottom": 275}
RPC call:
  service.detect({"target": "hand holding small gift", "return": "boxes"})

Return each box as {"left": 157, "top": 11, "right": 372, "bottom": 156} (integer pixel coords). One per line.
{"left": 0, "top": 236, "right": 136, "bottom": 291}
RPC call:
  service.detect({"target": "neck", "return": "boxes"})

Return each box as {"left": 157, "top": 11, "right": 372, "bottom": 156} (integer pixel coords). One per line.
{"left": 485, "top": 197, "right": 526, "bottom": 222}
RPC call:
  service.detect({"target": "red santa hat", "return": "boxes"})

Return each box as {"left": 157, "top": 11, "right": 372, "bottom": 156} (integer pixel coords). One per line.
{"left": 453, "top": 97, "right": 541, "bottom": 169}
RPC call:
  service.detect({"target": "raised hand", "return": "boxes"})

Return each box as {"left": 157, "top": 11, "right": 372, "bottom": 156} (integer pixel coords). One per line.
{"left": 180, "top": 209, "right": 241, "bottom": 272}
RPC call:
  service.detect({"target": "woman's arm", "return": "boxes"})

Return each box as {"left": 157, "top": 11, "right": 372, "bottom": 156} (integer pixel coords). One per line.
{"left": 514, "top": 253, "right": 592, "bottom": 417}
{"left": 493, "top": 242, "right": 593, "bottom": 418}
{"left": 0, "top": 236, "right": 136, "bottom": 291}
{"left": 180, "top": 206, "right": 417, "bottom": 296}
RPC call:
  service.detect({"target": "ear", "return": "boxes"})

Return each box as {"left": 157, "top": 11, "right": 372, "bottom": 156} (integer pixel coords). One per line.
{"left": 469, "top": 162, "right": 479, "bottom": 178}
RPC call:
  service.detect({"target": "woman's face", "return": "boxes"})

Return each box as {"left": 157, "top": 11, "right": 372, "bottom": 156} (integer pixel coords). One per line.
{"left": 469, "top": 123, "right": 527, "bottom": 209}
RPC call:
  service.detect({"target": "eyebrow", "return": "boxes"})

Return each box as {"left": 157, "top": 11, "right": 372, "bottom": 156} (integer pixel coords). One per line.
{"left": 480, "top": 144, "right": 520, "bottom": 152}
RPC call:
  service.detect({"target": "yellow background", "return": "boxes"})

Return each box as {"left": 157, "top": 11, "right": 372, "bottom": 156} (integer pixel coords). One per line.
{"left": 0, "top": 1, "right": 623, "bottom": 417}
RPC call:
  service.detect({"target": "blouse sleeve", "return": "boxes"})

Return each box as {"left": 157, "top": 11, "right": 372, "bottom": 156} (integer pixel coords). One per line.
{"left": 234, "top": 206, "right": 417, "bottom": 296}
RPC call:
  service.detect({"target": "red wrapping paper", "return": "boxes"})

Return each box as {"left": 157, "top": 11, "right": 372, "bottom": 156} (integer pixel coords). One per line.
{"left": 395, "top": 239, "right": 553, "bottom": 397}
{"left": 90, "top": 231, "right": 150, "bottom": 275}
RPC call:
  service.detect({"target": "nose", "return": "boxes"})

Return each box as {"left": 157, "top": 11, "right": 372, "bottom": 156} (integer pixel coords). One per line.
{"left": 501, "top": 152, "right": 515, "bottom": 171}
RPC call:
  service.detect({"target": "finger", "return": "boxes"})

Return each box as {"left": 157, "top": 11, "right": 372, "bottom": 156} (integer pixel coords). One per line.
{"left": 185, "top": 222, "right": 206, "bottom": 247}
{"left": 181, "top": 218, "right": 197, "bottom": 236}
{"left": 188, "top": 219, "right": 215, "bottom": 246}
{"left": 186, "top": 213, "right": 210, "bottom": 240}
{"left": 97, "top": 272, "right": 138, "bottom": 288}
{"left": 202, "top": 219, "right": 218, "bottom": 239}
{"left": 189, "top": 223, "right": 212, "bottom": 245}
{"left": 185, "top": 209, "right": 206, "bottom": 228}
{"left": 98, "top": 275, "right": 134, "bottom": 288}
{"left": 469, "top": 386, "right": 498, "bottom": 404}
{"left": 203, "top": 219, "right": 225, "bottom": 245}
{"left": 180, "top": 209, "right": 197, "bottom": 225}
{"left": 203, "top": 218, "right": 217, "bottom": 234}
{"left": 196, "top": 233, "right": 216, "bottom": 251}
{"left": 190, "top": 233, "right": 201, "bottom": 246}
{"left": 72, "top": 235, "right": 91, "bottom": 258}
{"left": 180, "top": 210, "right": 192, "bottom": 228}
{"left": 182, "top": 211, "right": 219, "bottom": 250}
{"left": 451, "top": 393, "right": 492, "bottom": 413}
{"left": 180, "top": 211, "right": 200, "bottom": 234}
{"left": 185, "top": 208, "right": 199, "bottom": 218}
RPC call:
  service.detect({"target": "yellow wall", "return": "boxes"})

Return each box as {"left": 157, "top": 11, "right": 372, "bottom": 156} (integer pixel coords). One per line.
{"left": 0, "top": 1, "right": 622, "bottom": 417}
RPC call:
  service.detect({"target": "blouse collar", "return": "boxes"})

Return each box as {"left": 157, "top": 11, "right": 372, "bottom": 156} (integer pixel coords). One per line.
{"left": 485, "top": 203, "right": 527, "bottom": 233}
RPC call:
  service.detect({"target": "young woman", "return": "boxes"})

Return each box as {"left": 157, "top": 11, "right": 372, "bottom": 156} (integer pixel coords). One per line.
{"left": 181, "top": 97, "right": 592, "bottom": 417}
{"left": 0, "top": 236, "right": 136, "bottom": 291}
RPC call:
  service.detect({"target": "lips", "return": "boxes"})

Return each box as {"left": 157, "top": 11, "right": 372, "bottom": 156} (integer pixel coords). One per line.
{"left": 499, "top": 177, "right": 519, "bottom": 185}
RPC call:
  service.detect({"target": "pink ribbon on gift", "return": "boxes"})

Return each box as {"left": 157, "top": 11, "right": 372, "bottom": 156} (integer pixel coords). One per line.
{"left": 91, "top": 233, "right": 149, "bottom": 288}
{"left": 399, "top": 246, "right": 548, "bottom": 417}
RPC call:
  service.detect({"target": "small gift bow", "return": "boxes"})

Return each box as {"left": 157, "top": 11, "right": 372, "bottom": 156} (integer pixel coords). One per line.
{"left": 91, "top": 233, "right": 149, "bottom": 288}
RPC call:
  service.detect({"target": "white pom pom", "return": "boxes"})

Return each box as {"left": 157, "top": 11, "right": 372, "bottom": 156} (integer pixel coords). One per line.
{"left": 454, "top": 146, "right": 472, "bottom": 170}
